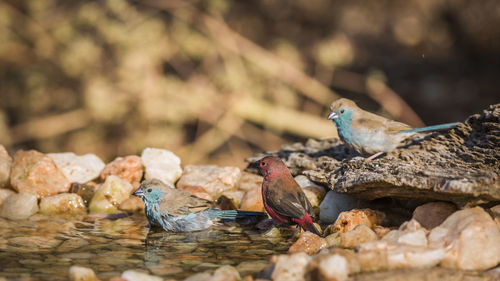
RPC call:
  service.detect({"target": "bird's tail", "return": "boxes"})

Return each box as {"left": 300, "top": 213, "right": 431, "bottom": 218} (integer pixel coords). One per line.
{"left": 396, "top": 122, "right": 459, "bottom": 134}
{"left": 213, "top": 210, "right": 267, "bottom": 220}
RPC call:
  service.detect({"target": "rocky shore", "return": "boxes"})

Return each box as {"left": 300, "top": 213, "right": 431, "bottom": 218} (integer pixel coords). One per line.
{"left": 0, "top": 104, "right": 499, "bottom": 281}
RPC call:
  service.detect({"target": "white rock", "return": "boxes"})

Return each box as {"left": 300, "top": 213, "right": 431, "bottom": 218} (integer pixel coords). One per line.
{"left": 397, "top": 229, "right": 428, "bottom": 247}
{"left": 0, "top": 188, "right": 15, "bottom": 206}
{"left": 428, "top": 207, "right": 500, "bottom": 270}
{"left": 272, "top": 252, "right": 312, "bottom": 281}
{"left": 40, "top": 193, "right": 86, "bottom": 215}
{"left": 122, "top": 270, "right": 162, "bottom": 281}
{"left": 0, "top": 145, "right": 11, "bottom": 188}
{"left": 356, "top": 240, "right": 446, "bottom": 271}
{"left": 319, "top": 191, "right": 358, "bottom": 223}
{"left": 317, "top": 254, "right": 349, "bottom": 281}
{"left": 68, "top": 265, "right": 99, "bottom": 281}
{"left": 89, "top": 175, "right": 134, "bottom": 213}
{"left": 177, "top": 165, "right": 241, "bottom": 198}
{"left": 0, "top": 193, "right": 38, "bottom": 220}
{"left": 48, "top": 152, "right": 105, "bottom": 184}
{"left": 382, "top": 221, "right": 428, "bottom": 247}
{"left": 141, "top": 147, "right": 182, "bottom": 185}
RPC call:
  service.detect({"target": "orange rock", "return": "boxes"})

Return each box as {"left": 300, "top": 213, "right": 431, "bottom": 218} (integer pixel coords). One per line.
{"left": 100, "top": 155, "right": 143, "bottom": 188}
{"left": 10, "top": 150, "right": 70, "bottom": 198}
{"left": 329, "top": 209, "right": 385, "bottom": 233}
{"left": 288, "top": 231, "right": 328, "bottom": 255}
{"left": 240, "top": 185, "right": 265, "bottom": 212}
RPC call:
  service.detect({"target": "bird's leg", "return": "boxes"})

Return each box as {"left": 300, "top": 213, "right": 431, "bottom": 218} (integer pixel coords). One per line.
{"left": 366, "top": 152, "right": 385, "bottom": 161}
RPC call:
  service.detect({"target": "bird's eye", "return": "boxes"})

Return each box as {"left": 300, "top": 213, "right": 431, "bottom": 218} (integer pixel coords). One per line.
{"left": 147, "top": 188, "right": 152, "bottom": 193}
{"left": 261, "top": 161, "right": 266, "bottom": 166}
{"left": 340, "top": 109, "right": 345, "bottom": 114}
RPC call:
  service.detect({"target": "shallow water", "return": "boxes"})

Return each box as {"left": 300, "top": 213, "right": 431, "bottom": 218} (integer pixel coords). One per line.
{"left": 0, "top": 214, "right": 292, "bottom": 280}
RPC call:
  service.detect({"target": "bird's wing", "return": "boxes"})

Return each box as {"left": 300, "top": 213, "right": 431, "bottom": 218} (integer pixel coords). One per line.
{"left": 383, "top": 119, "right": 412, "bottom": 134}
{"left": 265, "top": 177, "right": 309, "bottom": 219}
{"left": 354, "top": 111, "right": 411, "bottom": 134}
{"left": 159, "top": 188, "right": 214, "bottom": 216}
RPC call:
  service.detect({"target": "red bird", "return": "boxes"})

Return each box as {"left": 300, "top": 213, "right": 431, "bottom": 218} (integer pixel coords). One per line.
{"left": 257, "top": 156, "right": 322, "bottom": 237}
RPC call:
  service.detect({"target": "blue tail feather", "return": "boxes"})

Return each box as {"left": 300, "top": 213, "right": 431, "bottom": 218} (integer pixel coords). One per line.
{"left": 211, "top": 209, "right": 267, "bottom": 220}
{"left": 396, "top": 122, "right": 459, "bottom": 134}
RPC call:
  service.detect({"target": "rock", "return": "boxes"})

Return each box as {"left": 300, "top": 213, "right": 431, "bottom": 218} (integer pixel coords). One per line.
{"left": 89, "top": 175, "right": 134, "bottom": 213}
{"left": 141, "top": 147, "right": 182, "bottom": 185}
{"left": 48, "top": 152, "right": 105, "bottom": 184}
{"left": 121, "top": 270, "right": 162, "bottom": 281}
{"left": 271, "top": 252, "right": 312, "bottom": 281}
{"left": 100, "top": 155, "right": 143, "bottom": 188}
{"left": 428, "top": 206, "right": 500, "bottom": 270}
{"left": 325, "top": 232, "right": 342, "bottom": 248}
{"left": 68, "top": 265, "right": 99, "bottom": 281}
{"left": 412, "top": 201, "right": 457, "bottom": 229}
{"left": 215, "top": 195, "right": 238, "bottom": 210}
{"left": 39, "top": 193, "right": 86, "bottom": 215}
{"left": 491, "top": 204, "right": 500, "bottom": 218}
{"left": 372, "top": 225, "right": 391, "bottom": 238}
{"left": 288, "top": 231, "right": 328, "bottom": 255}
{"left": 184, "top": 273, "right": 212, "bottom": 281}
{"left": 177, "top": 165, "right": 241, "bottom": 198}
{"left": 69, "top": 182, "right": 97, "bottom": 206}
{"left": 295, "top": 175, "right": 327, "bottom": 211}
{"left": 356, "top": 240, "right": 446, "bottom": 271}
{"left": 211, "top": 265, "right": 240, "bottom": 281}
{"left": 240, "top": 185, "right": 265, "bottom": 212}
{"left": 0, "top": 145, "right": 11, "bottom": 188}
{"left": 247, "top": 104, "right": 500, "bottom": 205}
{"left": 340, "top": 224, "right": 378, "bottom": 248}
{"left": 319, "top": 191, "right": 358, "bottom": 223}
{"left": 118, "top": 196, "right": 144, "bottom": 213}
{"left": 328, "top": 209, "right": 385, "bottom": 233}
{"left": 305, "top": 250, "right": 357, "bottom": 281}
{"left": 221, "top": 190, "right": 245, "bottom": 208}
{"left": 382, "top": 219, "right": 428, "bottom": 247}
{"left": 0, "top": 188, "right": 15, "bottom": 206}
{"left": 177, "top": 185, "right": 212, "bottom": 201}
{"left": 352, "top": 267, "right": 493, "bottom": 281}
{"left": 10, "top": 150, "right": 70, "bottom": 198}
{"left": 0, "top": 193, "right": 38, "bottom": 220}
{"left": 237, "top": 172, "right": 263, "bottom": 192}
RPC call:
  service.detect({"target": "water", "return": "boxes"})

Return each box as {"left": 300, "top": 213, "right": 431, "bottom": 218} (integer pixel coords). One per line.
{"left": 0, "top": 214, "right": 292, "bottom": 280}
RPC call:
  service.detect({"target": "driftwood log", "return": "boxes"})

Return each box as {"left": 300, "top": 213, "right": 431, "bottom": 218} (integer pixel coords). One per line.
{"left": 247, "top": 104, "right": 500, "bottom": 206}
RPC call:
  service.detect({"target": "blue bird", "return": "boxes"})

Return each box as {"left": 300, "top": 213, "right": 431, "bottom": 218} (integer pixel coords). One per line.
{"left": 133, "top": 178, "right": 267, "bottom": 232}
{"left": 328, "top": 98, "right": 459, "bottom": 159}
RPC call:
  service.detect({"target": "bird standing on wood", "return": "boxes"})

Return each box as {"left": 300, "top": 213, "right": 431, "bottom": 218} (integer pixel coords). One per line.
{"left": 133, "top": 178, "right": 267, "bottom": 232}
{"left": 328, "top": 98, "right": 459, "bottom": 160}
{"left": 257, "top": 156, "right": 322, "bottom": 237}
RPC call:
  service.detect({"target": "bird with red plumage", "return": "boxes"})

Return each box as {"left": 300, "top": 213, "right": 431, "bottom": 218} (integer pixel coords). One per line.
{"left": 256, "top": 155, "right": 322, "bottom": 237}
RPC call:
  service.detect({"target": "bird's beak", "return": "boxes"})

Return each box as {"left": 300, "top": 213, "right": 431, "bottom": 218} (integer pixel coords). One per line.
{"left": 327, "top": 111, "right": 338, "bottom": 120}
{"left": 133, "top": 187, "right": 144, "bottom": 197}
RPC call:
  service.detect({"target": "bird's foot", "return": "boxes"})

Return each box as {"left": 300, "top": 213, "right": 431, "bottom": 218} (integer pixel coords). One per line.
{"left": 366, "top": 152, "right": 385, "bottom": 161}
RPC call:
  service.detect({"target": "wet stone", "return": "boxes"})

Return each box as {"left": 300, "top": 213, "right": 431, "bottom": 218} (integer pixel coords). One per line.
{"left": 89, "top": 175, "right": 134, "bottom": 214}
{"left": 69, "top": 183, "right": 97, "bottom": 206}
{"left": 0, "top": 193, "right": 39, "bottom": 220}
{"left": 39, "top": 193, "right": 86, "bottom": 215}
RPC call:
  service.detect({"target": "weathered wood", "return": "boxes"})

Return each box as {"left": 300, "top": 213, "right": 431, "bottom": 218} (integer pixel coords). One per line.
{"left": 247, "top": 104, "right": 500, "bottom": 206}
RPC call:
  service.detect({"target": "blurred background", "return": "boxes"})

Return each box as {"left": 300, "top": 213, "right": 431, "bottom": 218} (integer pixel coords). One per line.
{"left": 0, "top": 0, "right": 498, "bottom": 167}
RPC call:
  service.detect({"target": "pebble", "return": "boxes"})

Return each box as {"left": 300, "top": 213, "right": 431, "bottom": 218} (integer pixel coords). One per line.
{"left": 0, "top": 188, "right": 15, "bottom": 206}
{"left": 428, "top": 206, "right": 500, "bottom": 270}
{"left": 177, "top": 165, "right": 241, "bottom": 198}
{"left": 239, "top": 185, "right": 265, "bottom": 212}
{"left": 48, "top": 152, "right": 105, "bottom": 184}
{"left": 340, "top": 224, "right": 378, "bottom": 248}
{"left": 412, "top": 201, "right": 457, "bottom": 229}
{"left": 288, "top": 231, "right": 327, "bottom": 255}
{"left": 121, "top": 270, "right": 162, "bottom": 281}
{"left": 0, "top": 145, "right": 11, "bottom": 188}
{"left": 68, "top": 265, "right": 99, "bottom": 281}
{"left": 100, "top": 155, "right": 143, "bottom": 188}
{"left": 271, "top": 252, "right": 312, "bottom": 281}
{"left": 328, "top": 208, "right": 385, "bottom": 234}
{"left": 10, "top": 150, "right": 70, "bottom": 198}
{"left": 319, "top": 191, "right": 358, "bottom": 223}
{"left": 0, "top": 193, "right": 39, "bottom": 220}
{"left": 356, "top": 240, "right": 446, "bottom": 271}
{"left": 89, "top": 175, "right": 134, "bottom": 213}
{"left": 39, "top": 193, "right": 86, "bottom": 215}
{"left": 141, "top": 147, "right": 182, "bottom": 185}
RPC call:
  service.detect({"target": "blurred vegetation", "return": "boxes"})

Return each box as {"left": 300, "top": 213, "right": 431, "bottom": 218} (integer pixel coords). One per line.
{"left": 0, "top": 0, "right": 498, "bottom": 166}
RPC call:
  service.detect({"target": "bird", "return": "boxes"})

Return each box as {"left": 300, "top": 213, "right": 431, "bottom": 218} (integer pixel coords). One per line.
{"left": 256, "top": 156, "right": 322, "bottom": 237}
{"left": 327, "top": 98, "right": 459, "bottom": 160}
{"left": 133, "top": 178, "right": 267, "bottom": 232}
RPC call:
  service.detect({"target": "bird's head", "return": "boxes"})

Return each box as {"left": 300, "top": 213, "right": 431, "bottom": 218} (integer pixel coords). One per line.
{"left": 327, "top": 98, "right": 357, "bottom": 126}
{"left": 256, "top": 155, "right": 289, "bottom": 178}
{"left": 133, "top": 178, "right": 167, "bottom": 204}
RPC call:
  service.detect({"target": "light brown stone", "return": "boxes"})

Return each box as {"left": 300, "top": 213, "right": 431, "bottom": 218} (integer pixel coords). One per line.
{"left": 272, "top": 252, "right": 312, "bottom": 281}
{"left": 39, "top": 193, "right": 86, "bottom": 215}
{"left": 0, "top": 193, "right": 39, "bottom": 220}
{"left": 177, "top": 165, "right": 241, "bottom": 198}
{"left": 329, "top": 209, "right": 385, "bottom": 234}
{"left": 340, "top": 224, "right": 378, "bottom": 248}
{"left": 118, "top": 196, "right": 145, "bottom": 213}
{"left": 100, "top": 155, "right": 143, "bottom": 188}
{"left": 289, "top": 231, "right": 328, "bottom": 255}
{"left": 10, "top": 150, "right": 70, "bottom": 198}
{"left": 240, "top": 185, "right": 265, "bottom": 212}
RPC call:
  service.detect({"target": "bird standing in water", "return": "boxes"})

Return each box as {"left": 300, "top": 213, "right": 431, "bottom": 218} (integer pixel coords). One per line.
{"left": 133, "top": 179, "right": 266, "bottom": 232}
{"left": 328, "top": 98, "right": 459, "bottom": 160}
{"left": 257, "top": 156, "right": 322, "bottom": 237}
